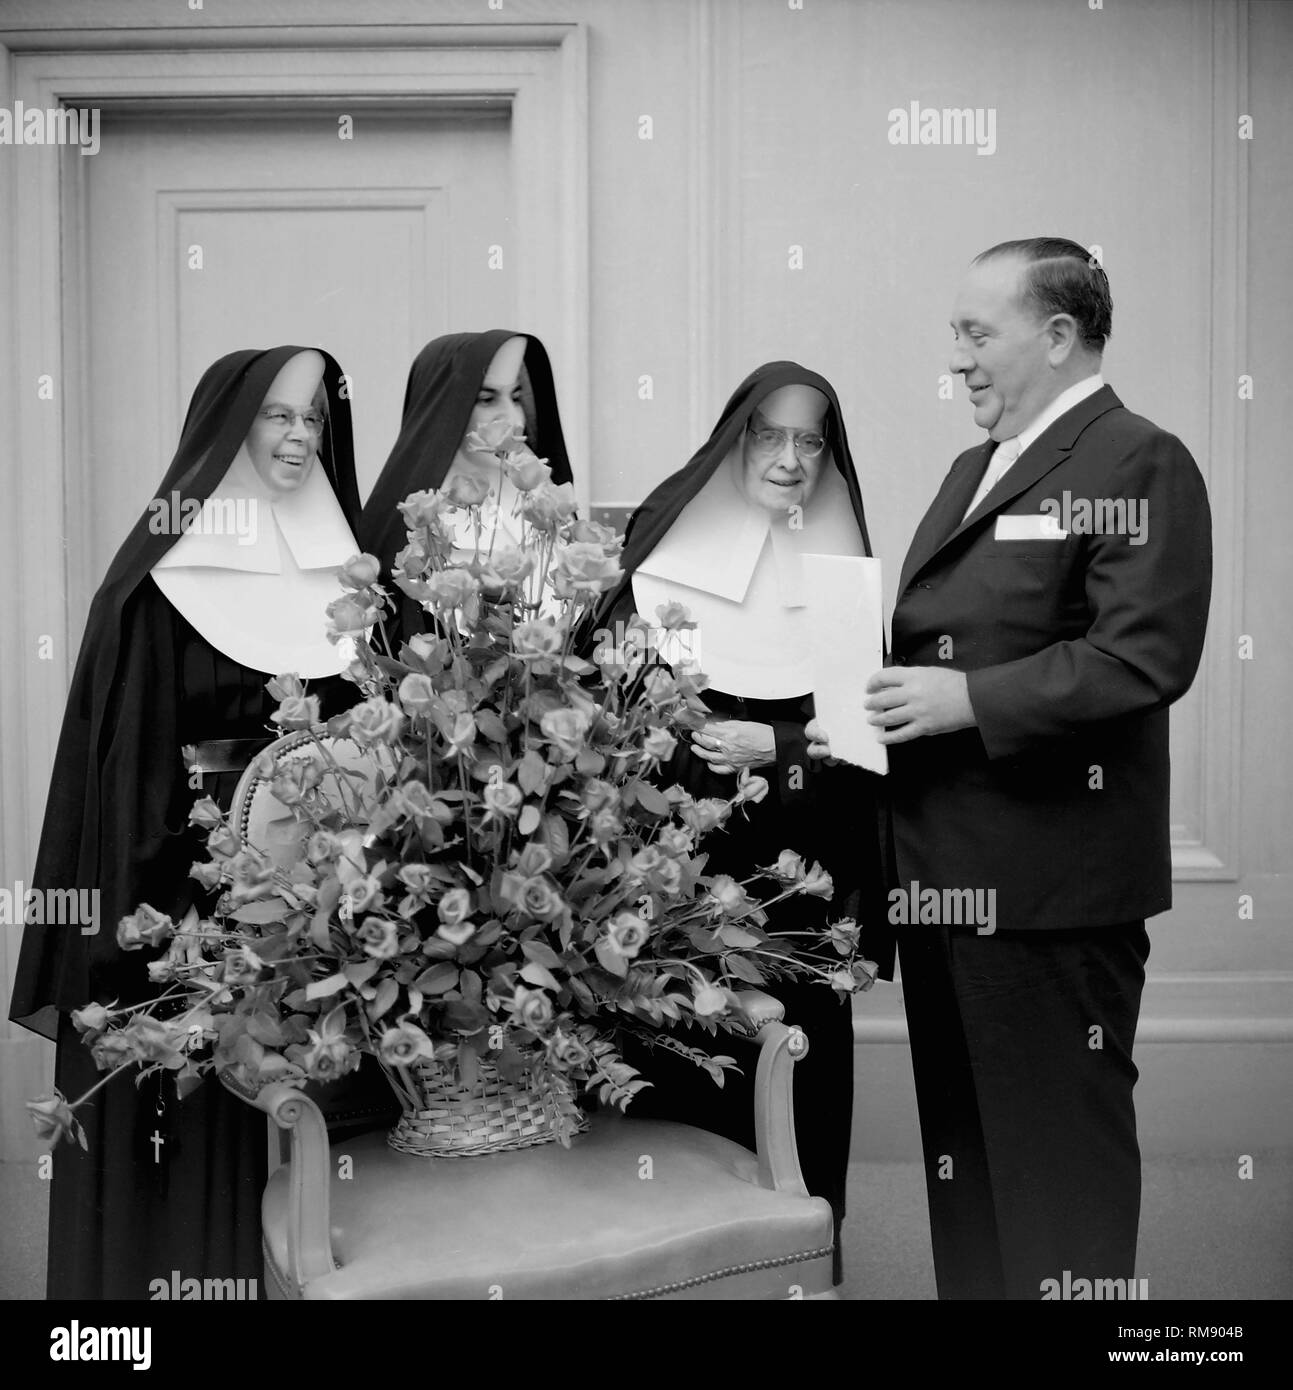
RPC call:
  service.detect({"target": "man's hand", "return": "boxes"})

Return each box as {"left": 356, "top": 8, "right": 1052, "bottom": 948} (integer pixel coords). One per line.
{"left": 805, "top": 718, "right": 839, "bottom": 764}
{"left": 690, "top": 719, "right": 776, "bottom": 775}
{"left": 864, "top": 667, "right": 977, "bottom": 744}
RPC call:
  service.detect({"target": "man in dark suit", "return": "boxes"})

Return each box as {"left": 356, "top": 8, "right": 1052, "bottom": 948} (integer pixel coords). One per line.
{"left": 814, "top": 238, "right": 1212, "bottom": 1298}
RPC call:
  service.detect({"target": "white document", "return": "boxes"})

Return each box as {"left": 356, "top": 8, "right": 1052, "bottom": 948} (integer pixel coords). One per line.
{"left": 802, "top": 554, "right": 887, "bottom": 776}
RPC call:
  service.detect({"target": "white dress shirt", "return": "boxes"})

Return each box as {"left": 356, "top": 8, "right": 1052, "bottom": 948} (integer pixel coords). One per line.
{"left": 961, "top": 374, "right": 1104, "bottom": 521}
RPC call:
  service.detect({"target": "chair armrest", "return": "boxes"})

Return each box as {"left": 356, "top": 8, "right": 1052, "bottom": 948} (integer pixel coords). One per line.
{"left": 727, "top": 991, "right": 809, "bottom": 1197}
{"left": 751, "top": 1020, "right": 810, "bottom": 1196}
{"left": 219, "top": 1071, "right": 338, "bottom": 1288}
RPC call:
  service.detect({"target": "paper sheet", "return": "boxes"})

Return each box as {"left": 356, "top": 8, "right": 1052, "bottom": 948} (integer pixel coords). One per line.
{"left": 802, "top": 554, "right": 887, "bottom": 775}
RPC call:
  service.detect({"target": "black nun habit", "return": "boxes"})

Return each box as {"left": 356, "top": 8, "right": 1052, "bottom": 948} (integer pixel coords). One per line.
{"left": 358, "top": 330, "right": 574, "bottom": 643}
{"left": 10, "top": 346, "right": 363, "bottom": 1299}
{"left": 590, "top": 361, "right": 890, "bottom": 1285}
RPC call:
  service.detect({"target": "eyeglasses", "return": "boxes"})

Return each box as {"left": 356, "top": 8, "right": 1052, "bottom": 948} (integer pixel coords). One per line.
{"left": 746, "top": 422, "right": 827, "bottom": 460}
{"left": 258, "top": 407, "right": 327, "bottom": 436}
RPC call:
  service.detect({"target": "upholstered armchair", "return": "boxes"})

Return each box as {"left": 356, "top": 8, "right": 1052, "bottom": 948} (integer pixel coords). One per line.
{"left": 221, "top": 993, "right": 837, "bottom": 1300}
{"left": 221, "top": 731, "right": 839, "bottom": 1299}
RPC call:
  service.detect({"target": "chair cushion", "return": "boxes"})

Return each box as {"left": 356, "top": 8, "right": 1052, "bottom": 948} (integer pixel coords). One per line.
{"left": 263, "top": 1113, "right": 834, "bottom": 1299}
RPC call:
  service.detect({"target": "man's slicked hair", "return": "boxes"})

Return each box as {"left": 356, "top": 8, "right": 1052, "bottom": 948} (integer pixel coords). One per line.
{"left": 975, "top": 237, "right": 1112, "bottom": 353}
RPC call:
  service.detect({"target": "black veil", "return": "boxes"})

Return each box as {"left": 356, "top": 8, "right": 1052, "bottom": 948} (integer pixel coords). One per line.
{"left": 10, "top": 346, "right": 360, "bottom": 1037}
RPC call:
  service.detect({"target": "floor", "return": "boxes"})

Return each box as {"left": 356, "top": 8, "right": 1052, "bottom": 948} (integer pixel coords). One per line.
{"left": 4, "top": 1151, "right": 1289, "bottom": 1300}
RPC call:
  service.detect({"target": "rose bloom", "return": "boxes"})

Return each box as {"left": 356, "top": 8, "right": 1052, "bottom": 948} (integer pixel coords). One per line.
{"left": 325, "top": 592, "right": 377, "bottom": 638}
{"left": 90, "top": 1030, "right": 136, "bottom": 1071}
{"left": 122, "top": 1016, "right": 188, "bottom": 1067}
{"left": 641, "top": 726, "right": 678, "bottom": 763}
{"left": 514, "top": 843, "right": 553, "bottom": 877}
{"left": 735, "top": 771, "right": 769, "bottom": 805}
{"left": 147, "top": 958, "right": 179, "bottom": 984}
{"left": 435, "top": 919, "right": 477, "bottom": 946}
{"left": 116, "top": 905, "right": 174, "bottom": 951}
{"left": 398, "top": 488, "right": 453, "bottom": 530}
{"left": 393, "top": 538, "right": 433, "bottom": 590}
{"left": 640, "top": 669, "right": 678, "bottom": 706}
{"left": 521, "top": 878, "right": 564, "bottom": 921}
{"left": 269, "top": 757, "right": 323, "bottom": 806}
{"left": 348, "top": 697, "right": 405, "bottom": 747}
{"left": 708, "top": 875, "right": 754, "bottom": 916}
{"left": 398, "top": 672, "right": 438, "bottom": 716}
{"left": 771, "top": 849, "right": 806, "bottom": 881}
{"left": 401, "top": 781, "right": 455, "bottom": 827}
{"left": 801, "top": 863, "right": 834, "bottom": 899}
{"left": 588, "top": 808, "right": 623, "bottom": 844}
{"left": 521, "top": 480, "right": 578, "bottom": 532}
{"left": 271, "top": 693, "right": 321, "bottom": 732}
{"left": 437, "top": 887, "right": 473, "bottom": 925}
{"left": 397, "top": 863, "right": 438, "bottom": 902}
{"left": 546, "top": 1030, "right": 591, "bottom": 1070}
{"left": 655, "top": 824, "right": 694, "bottom": 859}
{"left": 297, "top": 1032, "right": 358, "bottom": 1082}
{"left": 344, "top": 873, "right": 385, "bottom": 915}
{"left": 205, "top": 824, "right": 240, "bottom": 860}
{"left": 306, "top": 830, "right": 342, "bottom": 865}
{"left": 828, "top": 918, "right": 861, "bottom": 956}
{"left": 503, "top": 451, "right": 551, "bottom": 493}
{"left": 654, "top": 600, "right": 695, "bottom": 632}
{"left": 481, "top": 545, "right": 535, "bottom": 587}
{"left": 266, "top": 672, "right": 305, "bottom": 702}
{"left": 355, "top": 916, "right": 400, "bottom": 960}
{"left": 569, "top": 518, "right": 620, "bottom": 548}
{"left": 424, "top": 569, "right": 481, "bottom": 614}
{"left": 482, "top": 781, "right": 524, "bottom": 820}
{"left": 378, "top": 1023, "right": 435, "bottom": 1066}
{"left": 338, "top": 552, "right": 382, "bottom": 590}
{"left": 187, "top": 796, "right": 224, "bottom": 830}
{"left": 446, "top": 473, "right": 492, "bottom": 508}
{"left": 227, "top": 849, "right": 276, "bottom": 903}
{"left": 27, "top": 1093, "right": 80, "bottom": 1147}
{"left": 221, "top": 946, "right": 265, "bottom": 985}
{"left": 581, "top": 779, "right": 619, "bottom": 813}
{"left": 540, "top": 706, "right": 592, "bottom": 760}
{"left": 71, "top": 1002, "right": 112, "bottom": 1037}
{"left": 692, "top": 983, "right": 729, "bottom": 1019}
{"left": 512, "top": 619, "right": 564, "bottom": 659}
{"left": 512, "top": 985, "right": 554, "bottom": 1033}
{"left": 606, "top": 912, "right": 650, "bottom": 959}
{"left": 679, "top": 798, "right": 731, "bottom": 835}
{"left": 467, "top": 419, "right": 526, "bottom": 454}
{"left": 189, "top": 859, "right": 224, "bottom": 891}
{"left": 554, "top": 541, "right": 621, "bottom": 596}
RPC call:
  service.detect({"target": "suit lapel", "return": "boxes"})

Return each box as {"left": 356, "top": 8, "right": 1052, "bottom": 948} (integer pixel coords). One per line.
{"left": 898, "top": 442, "right": 992, "bottom": 593}
{"left": 900, "top": 385, "right": 1125, "bottom": 590}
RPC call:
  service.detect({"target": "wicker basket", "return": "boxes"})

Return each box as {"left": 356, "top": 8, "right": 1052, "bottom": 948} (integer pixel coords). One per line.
{"left": 383, "top": 1056, "right": 588, "bottom": 1157}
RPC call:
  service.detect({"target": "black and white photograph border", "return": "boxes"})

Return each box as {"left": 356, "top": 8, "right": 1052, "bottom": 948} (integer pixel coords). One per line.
{"left": 0, "top": 0, "right": 1288, "bottom": 1351}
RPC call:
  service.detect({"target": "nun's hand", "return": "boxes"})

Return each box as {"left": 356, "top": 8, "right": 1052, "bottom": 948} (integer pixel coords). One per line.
{"left": 690, "top": 719, "right": 775, "bottom": 776}
{"left": 805, "top": 718, "right": 840, "bottom": 765}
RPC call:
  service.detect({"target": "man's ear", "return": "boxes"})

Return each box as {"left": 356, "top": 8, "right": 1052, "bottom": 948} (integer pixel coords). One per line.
{"left": 1045, "top": 313, "right": 1081, "bottom": 366}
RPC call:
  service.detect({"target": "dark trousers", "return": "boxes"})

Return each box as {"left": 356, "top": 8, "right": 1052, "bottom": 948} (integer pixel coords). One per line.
{"left": 898, "top": 922, "right": 1149, "bottom": 1300}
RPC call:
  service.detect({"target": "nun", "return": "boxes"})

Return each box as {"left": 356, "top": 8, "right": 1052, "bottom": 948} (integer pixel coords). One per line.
{"left": 359, "top": 330, "right": 575, "bottom": 642}
{"left": 590, "top": 361, "right": 888, "bottom": 1284}
{"left": 10, "top": 346, "right": 367, "bottom": 1299}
